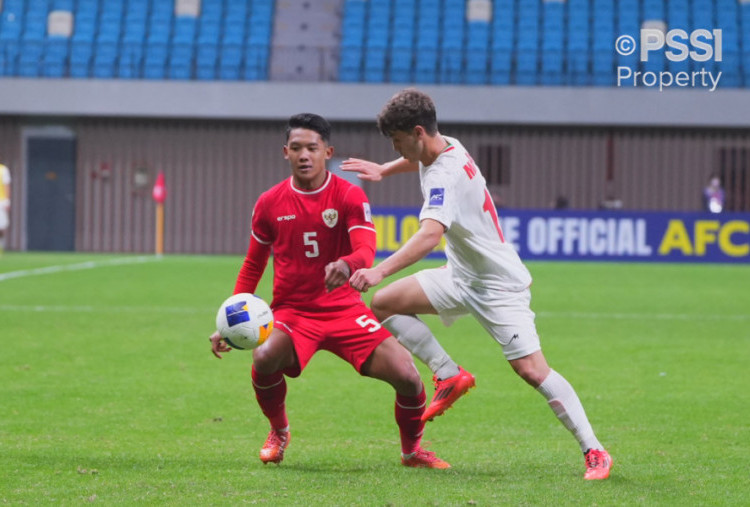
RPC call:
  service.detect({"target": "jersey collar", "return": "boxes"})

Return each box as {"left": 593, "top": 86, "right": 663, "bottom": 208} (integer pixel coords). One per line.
{"left": 289, "top": 171, "right": 332, "bottom": 195}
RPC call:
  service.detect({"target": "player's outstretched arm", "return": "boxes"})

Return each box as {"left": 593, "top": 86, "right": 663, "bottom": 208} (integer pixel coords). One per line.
{"left": 341, "top": 157, "right": 418, "bottom": 182}
{"left": 349, "top": 219, "right": 444, "bottom": 292}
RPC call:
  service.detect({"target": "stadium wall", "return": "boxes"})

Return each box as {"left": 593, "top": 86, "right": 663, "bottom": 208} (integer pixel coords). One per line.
{"left": 0, "top": 81, "right": 749, "bottom": 254}
{"left": 0, "top": 80, "right": 749, "bottom": 127}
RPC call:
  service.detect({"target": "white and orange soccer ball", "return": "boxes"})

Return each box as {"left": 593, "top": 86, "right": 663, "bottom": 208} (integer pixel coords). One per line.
{"left": 215, "top": 293, "right": 274, "bottom": 350}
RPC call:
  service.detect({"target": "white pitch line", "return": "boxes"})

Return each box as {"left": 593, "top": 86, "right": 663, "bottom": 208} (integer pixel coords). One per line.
{"left": 0, "top": 304, "right": 205, "bottom": 314}
{"left": 536, "top": 311, "right": 750, "bottom": 321}
{"left": 0, "top": 256, "right": 161, "bottom": 282}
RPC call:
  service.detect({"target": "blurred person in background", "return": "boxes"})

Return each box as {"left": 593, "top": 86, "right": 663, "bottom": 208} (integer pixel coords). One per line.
{"left": 703, "top": 173, "right": 725, "bottom": 213}
{"left": 0, "top": 161, "right": 10, "bottom": 255}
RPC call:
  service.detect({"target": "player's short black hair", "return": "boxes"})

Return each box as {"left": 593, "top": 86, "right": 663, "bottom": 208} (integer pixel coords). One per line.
{"left": 286, "top": 113, "right": 331, "bottom": 144}
{"left": 376, "top": 88, "right": 439, "bottom": 137}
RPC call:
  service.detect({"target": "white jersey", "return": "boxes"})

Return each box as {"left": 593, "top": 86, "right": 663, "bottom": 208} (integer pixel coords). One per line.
{"left": 419, "top": 136, "right": 532, "bottom": 291}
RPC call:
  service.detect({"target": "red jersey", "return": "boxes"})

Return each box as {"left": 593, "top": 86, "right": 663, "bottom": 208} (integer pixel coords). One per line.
{"left": 251, "top": 172, "right": 376, "bottom": 312}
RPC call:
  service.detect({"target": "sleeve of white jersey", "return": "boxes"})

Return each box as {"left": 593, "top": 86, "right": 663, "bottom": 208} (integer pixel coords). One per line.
{"left": 418, "top": 164, "right": 455, "bottom": 230}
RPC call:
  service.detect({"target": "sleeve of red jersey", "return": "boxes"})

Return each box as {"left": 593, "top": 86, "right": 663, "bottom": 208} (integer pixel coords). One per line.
{"left": 339, "top": 185, "right": 377, "bottom": 272}
{"left": 233, "top": 235, "right": 271, "bottom": 294}
{"left": 233, "top": 196, "right": 273, "bottom": 294}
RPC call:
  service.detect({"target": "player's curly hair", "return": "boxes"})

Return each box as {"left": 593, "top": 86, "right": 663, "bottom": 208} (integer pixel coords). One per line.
{"left": 376, "top": 88, "right": 439, "bottom": 137}
{"left": 286, "top": 113, "right": 331, "bottom": 143}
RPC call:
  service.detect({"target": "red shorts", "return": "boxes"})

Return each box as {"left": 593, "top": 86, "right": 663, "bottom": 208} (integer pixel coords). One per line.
{"left": 273, "top": 304, "right": 391, "bottom": 378}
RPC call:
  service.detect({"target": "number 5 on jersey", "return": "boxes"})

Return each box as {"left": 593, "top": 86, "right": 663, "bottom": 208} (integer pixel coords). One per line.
{"left": 356, "top": 315, "right": 381, "bottom": 333}
{"left": 304, "top": 232, "right": 319, "bottom": 258}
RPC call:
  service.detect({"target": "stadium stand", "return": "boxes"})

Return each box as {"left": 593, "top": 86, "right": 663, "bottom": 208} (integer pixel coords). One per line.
{"left": 0, "top": 0, "right": 273, "bottom": 80}
{"left": 0, "top": 0, "right": 747, "bottom": 87}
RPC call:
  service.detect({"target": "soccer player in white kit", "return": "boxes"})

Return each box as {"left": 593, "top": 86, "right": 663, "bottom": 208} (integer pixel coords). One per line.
{"left": 344, "top": 88, "right": 612, "bottom": 480}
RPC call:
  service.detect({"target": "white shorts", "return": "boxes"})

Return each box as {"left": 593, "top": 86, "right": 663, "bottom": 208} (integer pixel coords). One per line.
{"left": 415, "top": 265, "right": 541, "bottom": 361}
{"left": 0, "top": 206, "right": 8, "bottom": 230}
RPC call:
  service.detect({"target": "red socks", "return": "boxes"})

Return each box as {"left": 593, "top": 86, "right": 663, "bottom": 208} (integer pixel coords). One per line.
{"left": 251, "top": 366, "right": 288, "bottom": 431}
{"left": 253, "top": 367, "right": 427, "bottom": 455}
{"left": 395, "top": 387, "right": 426, "bottom": 455}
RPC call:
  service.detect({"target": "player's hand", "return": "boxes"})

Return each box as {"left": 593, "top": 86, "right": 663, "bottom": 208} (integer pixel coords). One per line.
{"left": 209, "top": 330, "right": 232, "bottom": 359}
{"left": 324, "top": 259, "right": 351, "bottom": 292}
{"left": 349, "top": 267, "right": 385, "bottom": 293}
{"left": 340, "top": 158, "right": 384, "bottom": 182}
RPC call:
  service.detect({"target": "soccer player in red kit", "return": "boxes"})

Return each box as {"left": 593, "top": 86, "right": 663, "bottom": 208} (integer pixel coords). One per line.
{"left": 209, "top": 113, "right": 449, "bottom": 469}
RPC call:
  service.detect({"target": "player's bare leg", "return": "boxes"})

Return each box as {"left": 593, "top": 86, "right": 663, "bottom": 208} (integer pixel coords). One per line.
{"left": 510, "top": 350, "right": 611, "bottom": 479}
{"left": 252, "top": 330, "right": 297, "bottom": 464}
{"left": 372, "top": 276, "right": 475, "bottom": 422}
{"left": 363, "top": 336, "right": 450, "bottom": 469}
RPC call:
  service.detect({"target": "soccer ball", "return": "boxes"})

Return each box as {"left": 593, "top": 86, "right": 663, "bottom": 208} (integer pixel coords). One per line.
{"left": 215, "top": 293, "right": 274, "bottom": 350}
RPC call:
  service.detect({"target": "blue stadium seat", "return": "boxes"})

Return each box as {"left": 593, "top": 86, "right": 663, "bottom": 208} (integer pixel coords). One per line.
{"left": 466, "top": 22, "right": 489, "bottom": 85}
{"left": 415, "top": 48, "right": 438, "bottom": 83}
{"left": 390, "top": 48, "right": 412, "bottom": 83}
{"left": 195, "top": 43, "right": 218, "bottom": 80}
{"left": 642, "top": 0, "right": 664, "bottom": 20}
{"left": 143, "top": 43, "right": 168, "bottom": 79}
{"left": 242, "top": 49, "right": 267, "bottom": 81}
{"left": 515, "top": 0, "right": 540, "bottom": 84}
{"left": 168, "top": 63, "right": 191, "bottom": 80}
{"left": 439, "top": 50, "right": 463, "bottom": 84}
{"left": 490, "top": 51, "right": 512, "bottom": 85}
{"left": 541, "top": 0, "right": 563, "bottom": 85}
{"left": 339, "top": 44, "right": 362, "bottom": 82}
{"left": 69, "top": 39, "right": 92, "bottom": 78}
{"left": 692, "top": 0, "right": 714, "bottom": 30}
{"left": 18, "top": 32, "right": 44, "bottom": 77}
{"left": 0, "top": 6, "right": 23, "bottom": 75}
{"left": 567, "top": 0, "right": 591, "bottom": 85}
{"left": 52, "top": 0, "right": 74, "bottom": 9}
{"left": 42, "top": 36, "right": 68, "bottom": 78}
{"left": 592, "top": 49, "right": 614, "bottom": 85}
{"left": 364, "top": 46, "right": 387, "bottom": 83}
{"left": 118, "top": 43, "right": 142, "bottom": 78}
{"left": 491, "top": 27, "right": 514, "bottom": 52}
{"left": 465, "top": 49, "right": 488, "bottom": 85}
{"left": 219, "top": 43, "right": 242, "bottom": 80}
{"left": 93, "top": 42, "right": 117, "bottom": 78}
{"left": 173, "top": 17, "right": 197, "bottom": 44}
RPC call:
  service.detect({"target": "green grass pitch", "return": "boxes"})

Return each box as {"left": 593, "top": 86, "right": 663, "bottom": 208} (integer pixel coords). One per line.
{"left": 1, "top": 252, "right": 748, "bottom": 505}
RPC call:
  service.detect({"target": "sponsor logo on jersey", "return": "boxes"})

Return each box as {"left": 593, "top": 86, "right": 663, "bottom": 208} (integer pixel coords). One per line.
{"left": 322, "top": 208, "right": 339, "bottom": 228}
{"left": 429, "top": 188, "right": 445, "bottom": 206}
{"left": 277, "top": 215, "right": 296, "bottom": 221}
{"left": 363, "top": 202, "right": 372, "bottom": 223}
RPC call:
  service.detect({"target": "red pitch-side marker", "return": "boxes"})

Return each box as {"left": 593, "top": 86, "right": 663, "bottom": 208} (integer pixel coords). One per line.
{"left": 152, "top": 171, "right": 166, "bottom": 204}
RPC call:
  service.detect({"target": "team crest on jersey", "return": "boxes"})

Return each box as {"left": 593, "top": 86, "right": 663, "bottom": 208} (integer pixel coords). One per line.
{"left": 322, "top": 208, "right": 339, "bottom": 228}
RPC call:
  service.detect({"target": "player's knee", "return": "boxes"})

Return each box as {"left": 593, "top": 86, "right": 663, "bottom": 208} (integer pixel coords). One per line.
{"left": 514, "top": 364, "right": 548, "bottom": 388}
{"left": 252, "top": 344, "right": 285, "bottom": 375}
{"left": 394, "top": 364, "right": 423, "bottom": 396}
{"left": 251, "top": 347, "right": 273, "bottom": 374}
{"left": 392, "top": 351, "right": 423, "bottom": 395}
{"left": 371, "top": 288, "right": 396, "bottom": 321}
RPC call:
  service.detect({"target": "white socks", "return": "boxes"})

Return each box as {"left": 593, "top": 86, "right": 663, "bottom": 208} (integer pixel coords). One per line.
{"left": 382, "top": 314, "right": 460, "bottom": 380}
{"left": 537, "top": 369, "right": 603, "bottom": 453}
